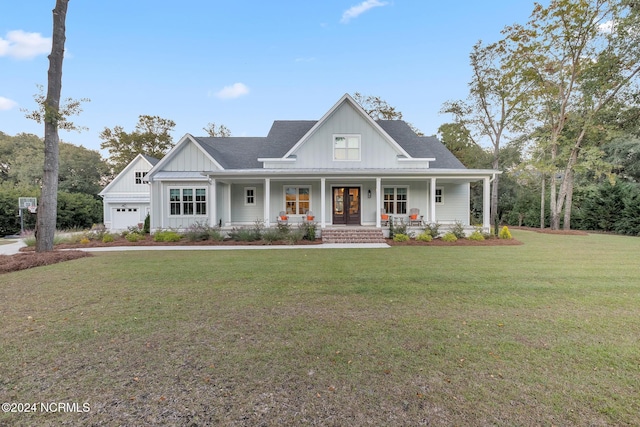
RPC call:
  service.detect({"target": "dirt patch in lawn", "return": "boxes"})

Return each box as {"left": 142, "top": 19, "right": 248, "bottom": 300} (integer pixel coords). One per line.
{"left": 0, "top": 250, "right": 92, "bottom": 274}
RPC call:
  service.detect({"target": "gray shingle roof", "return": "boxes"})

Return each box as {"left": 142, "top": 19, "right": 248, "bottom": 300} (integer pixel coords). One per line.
{"left": 193, "top": 120, "right": 465, "bottom": 170}
{"left": 141, "top": 154, "right": 160, "bottom": 166}
{"left": 376, "top": 120, "right": 466, "bottom": 169}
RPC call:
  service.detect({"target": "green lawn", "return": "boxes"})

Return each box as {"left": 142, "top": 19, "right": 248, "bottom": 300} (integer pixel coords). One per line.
{"left": 1, "top": 230, "right": 639, "bottom": 426}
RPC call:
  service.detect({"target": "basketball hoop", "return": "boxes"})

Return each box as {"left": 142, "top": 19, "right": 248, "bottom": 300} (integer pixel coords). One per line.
{"left": 27, "top": 205, "right": 37, "bottom": 214}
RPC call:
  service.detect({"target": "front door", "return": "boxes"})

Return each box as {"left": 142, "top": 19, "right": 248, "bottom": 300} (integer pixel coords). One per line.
{"left": 333, "top": 187, "right": 361, "bottom": 225}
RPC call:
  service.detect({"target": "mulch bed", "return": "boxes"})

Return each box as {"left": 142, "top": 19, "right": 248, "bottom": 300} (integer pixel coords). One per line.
{"left": 387, "top": 237, "right": 523, "bottom": 246}
{"left": 0, "top": 250, "right": 92, "bottom": 274}
{"left": 8, "top": 228, "right": 581, "bottom": 274}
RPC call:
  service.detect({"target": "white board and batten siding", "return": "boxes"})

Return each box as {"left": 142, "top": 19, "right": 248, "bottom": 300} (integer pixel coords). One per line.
{"left": 162, "top": 141, "right": 219, "bottom": 172}
{"left": 264, "top": 102, "right": 430, "bottom": 170}
{"left": 434, "top": 183, "right": 470, "bottom": 225}
{"left": 99, "top": 155, "right": 153, "bottom": 231}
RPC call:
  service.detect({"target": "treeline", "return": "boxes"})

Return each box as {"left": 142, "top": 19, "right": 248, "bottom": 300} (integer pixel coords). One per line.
{"left": 0, "top": 132, "right": 106, "bottom": 235}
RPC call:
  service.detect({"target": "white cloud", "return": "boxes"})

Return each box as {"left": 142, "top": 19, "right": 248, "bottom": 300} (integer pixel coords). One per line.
{"left": 341, "top": 0, "right": 388, "bottom": 24}
{"left": 0, "top": 96, "right": 18, "bottom": 111}
{"left": 598, "top": 20, "right": 614, "bottom": 33}
{"left": 214, "top": 83, "right": 250, "bottom": 100}
{"left": 0, "top": 30, "right": 51, "bottom": 60}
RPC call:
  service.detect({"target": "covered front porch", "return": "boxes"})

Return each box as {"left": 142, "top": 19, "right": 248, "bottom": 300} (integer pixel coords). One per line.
{"left": 203, "top": 169, "right": 497, "bottom": 233}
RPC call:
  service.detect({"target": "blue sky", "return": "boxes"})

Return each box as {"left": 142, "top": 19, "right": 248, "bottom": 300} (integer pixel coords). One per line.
{"left": 1, "top": 1, "right": 538, "bottom": 156}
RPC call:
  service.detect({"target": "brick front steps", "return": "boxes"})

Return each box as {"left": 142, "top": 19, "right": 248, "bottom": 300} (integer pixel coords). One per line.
{"left": 321, "top": 228, "right": 386, "bottom": 244}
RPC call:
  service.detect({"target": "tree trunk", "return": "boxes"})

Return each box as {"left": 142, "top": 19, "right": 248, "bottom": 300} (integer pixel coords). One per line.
{"left": 563, "top": 169, "right": 574, "bottom": 230}
{"left": 36, "top": 0, "right": 68, "bottom": 252}
{"left": 540, "top": 173, "right": 545, "bottom": 229}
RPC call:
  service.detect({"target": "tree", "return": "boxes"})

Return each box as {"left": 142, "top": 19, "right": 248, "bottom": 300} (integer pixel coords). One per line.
{"left": 441, "top": 40, "right": 531, "bottom": 227}
{"left": 352, "top": 92, "right": 423, "bottom": 135}
{"left": 203, "top": 122, "right": 231, "bottom": 137}
{"left": 504, "top": 0, "right": 640, "bottom": 229}
{"left": 100, "top": 115, "right": 175, "bottom": 174}
{"left": 36, "top": 0, "right": 69, "bottom": 252}
{"left": 437, "top": 122, "right": 491, "bottom": 168}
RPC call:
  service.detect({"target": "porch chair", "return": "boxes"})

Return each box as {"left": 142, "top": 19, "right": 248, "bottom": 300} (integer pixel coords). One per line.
{"left": 277, "top": 210, "right": 289, "bottom": 225}
{"left": 408, "top": 208, "right": 423, "bottom": 226}
{"left": 304, "top": 210, "right": 315, "bottom": 223}
{"left": 380, "top": 208, "right": 390, "bottom": 226}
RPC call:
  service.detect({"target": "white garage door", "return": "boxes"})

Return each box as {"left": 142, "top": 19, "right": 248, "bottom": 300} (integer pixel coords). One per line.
{"left": 112, "top": 207, "right": 140, "bottom": 230}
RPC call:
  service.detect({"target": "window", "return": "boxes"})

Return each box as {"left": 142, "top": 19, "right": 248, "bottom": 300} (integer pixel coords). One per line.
{"left": 169, "top": 188, "right": 207, "bottom": 216}
{"left": 435, "top": 187, "right": 443, "bottom": 204}
{"left": 135, "top": 171, "right": 147, "bottom": 184}
{"left": 334, "top": 135, "right": 360, "bottom": 161}
{"left": 285, "top": 186, "right": 310, "bottom": 215}
{"left": 383, "top": 187, "right": 407, "bottom": 214}
{"left": 245, "top": 187, "right": 256, "bottom": 206}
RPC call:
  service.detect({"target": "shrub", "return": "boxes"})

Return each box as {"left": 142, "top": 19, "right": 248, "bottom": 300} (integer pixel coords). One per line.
{"left": 285, "top": 229, "right": 305, "bottom": 244}
{"left": 261, "top": 228, "right": 284, "bottom": 244}
{"left": 184, "top": 221, "right": 215, "bottom": 242}
{"left": 102, "top": 234, "right": 115, "bottom": 243}
{"left": 416, "top": 232, "right": 433, "bottom": 242}
{"left": 125, "top": 232, "right": 141, "bottom": 242}
{"left": 393, "top": 233, "right": 410, "bottom": 242}
{"left": 450, "top": 221, "right": 466, "bottom": 239}
{"left": 441, "top": 232, "right": 458, "bottom": 242}
{"left": 498, "top": 226, "right": 513, "bottom": 240}
{"left": 153, "top": 230, "right": 181, "bottom": 242}
{"left": 389, "top": 217, "right": 407, "bottom": 239}
{"left": 88, "top": 223, "right": 107, "bottom": 241}
{"left": 80, "top": 237, "right": 90, "bottom": 245}
{"left": 468, "top": 231, "right": 485, "bottom": 241}
{"left": 423, "top": 222, "right": 440, "bottom": 238}
{"left": 228, "top": 227, "right": 260, "bottom": 242}
{"left": 298, "top": 221, "right": 317, "bottom": 241}
{"left": 143, "top": 214, "right": 150, "bottom": 234}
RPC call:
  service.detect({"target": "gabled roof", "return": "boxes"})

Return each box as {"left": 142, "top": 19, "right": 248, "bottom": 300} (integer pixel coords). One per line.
{"left": 283, "top": 93, "right": 411, "bottom": 159}
{"left": 146, "top": 134, "right": 225, "bottom": 180}
{"left": 99, "top": 153, "right": 159, "bottom": 196}
{"left": 190, "top": 119, "right": 465, "bottom": 170}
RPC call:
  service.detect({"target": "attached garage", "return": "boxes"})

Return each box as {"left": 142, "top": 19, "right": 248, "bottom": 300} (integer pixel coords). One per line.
{"left": 111, "top": 207, "right": 141, "bottom": 230}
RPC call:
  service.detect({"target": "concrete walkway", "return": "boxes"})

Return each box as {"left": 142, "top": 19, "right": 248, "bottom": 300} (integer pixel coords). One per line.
{"left": 0, "top": 240, "right": 389, "bottom": 255}
{"left": 0, "top": 239, "right": 26, "bottom": 256}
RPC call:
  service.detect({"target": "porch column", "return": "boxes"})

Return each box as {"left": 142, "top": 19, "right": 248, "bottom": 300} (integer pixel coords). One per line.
{"left": 375, "top": 177, "right": 381, "bottom": 227}
{"left": 483, "top": 176, "right": 490, "bottom": 231}
{"left": 210, "top": 178, "right": 217, "bottom": 227}
{"left": 430, "top": 177, "right": 437, "bottom": 223}
{"left": 225, "top": 183, "right": 231, "bottom": 227}
{"left": 320, "top": 178, "right": 326, "bottom": 228}
{"left": 264, "top": 178, "right": 271, "bottom": 227}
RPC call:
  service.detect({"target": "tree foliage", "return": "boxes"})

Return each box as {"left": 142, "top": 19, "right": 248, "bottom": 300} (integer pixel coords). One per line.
{"left": 100, "top": 115, "right": 175, "bottom": 174}
{"left": 21, "top": 84, "right": 90, "bottom": 132}
{"left": 203, "top": 122, "right": 231, "bottom": 137}
{"left": 503, "top": 0, "right": 640, "bottom": 229}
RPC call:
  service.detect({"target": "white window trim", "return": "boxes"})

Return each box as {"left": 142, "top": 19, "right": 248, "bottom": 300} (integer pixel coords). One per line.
{"left": 135, "top": 171, "right": 148, "bottom": 185}
{"left": 168, "top": 187, "right": 208, "bottom": 216}
{"left": 435, "top": 187, "right": 444, "bottom": 205}
{"left": 383, "top": 186, "right": 409, "bottom": 215}
{"left": 244, "top": 187, "right": 256, "bottom": 206}
{"left": 283, "top": 185, "right": 312, "bottom": 215}
{"left": 333, "top": 134, "right": 361, "bottom": 162}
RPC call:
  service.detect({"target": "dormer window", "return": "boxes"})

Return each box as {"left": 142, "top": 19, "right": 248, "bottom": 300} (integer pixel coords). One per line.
{"left": 135, "top": 171, "right": 148, "bottom": 184}
{"left": 334, "top": 135, "right": 360, "bottom": 161}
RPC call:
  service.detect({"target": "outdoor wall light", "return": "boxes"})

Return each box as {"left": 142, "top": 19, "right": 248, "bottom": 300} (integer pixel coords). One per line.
{"left": 368, "top": 189, "right": 372, "bottom": 198}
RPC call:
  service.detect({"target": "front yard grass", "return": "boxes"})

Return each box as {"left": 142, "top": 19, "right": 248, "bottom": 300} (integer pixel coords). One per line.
{"left": 1, "top": 230, "right": 639, "bottom": 426}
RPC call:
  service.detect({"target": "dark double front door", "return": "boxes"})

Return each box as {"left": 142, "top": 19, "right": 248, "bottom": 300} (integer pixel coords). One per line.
{"left": 332, "top": 187, "right": 361, "bottom": 225}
